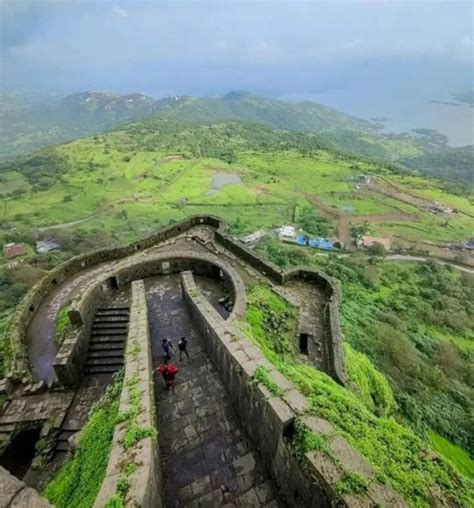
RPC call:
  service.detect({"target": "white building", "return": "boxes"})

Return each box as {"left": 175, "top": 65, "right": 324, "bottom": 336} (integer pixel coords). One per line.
{"left": 277, "top": 225, "right": 297, "bottom": 242}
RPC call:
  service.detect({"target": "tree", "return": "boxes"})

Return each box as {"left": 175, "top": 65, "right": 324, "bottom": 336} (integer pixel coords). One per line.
{"left": 367, "top": 243, "right": 386, "bottom": 258}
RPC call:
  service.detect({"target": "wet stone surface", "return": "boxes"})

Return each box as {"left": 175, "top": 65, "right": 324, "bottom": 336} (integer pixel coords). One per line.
{"left": 147, "top": 275, "right": 284, "bottom": 507}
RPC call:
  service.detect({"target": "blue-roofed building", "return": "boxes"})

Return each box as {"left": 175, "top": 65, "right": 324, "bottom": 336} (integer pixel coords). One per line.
{"left": 296, "top": 235, "right": 307, "bottom": 246}
{"left": 308, "top": 238, "right": 334, "bottom": 250}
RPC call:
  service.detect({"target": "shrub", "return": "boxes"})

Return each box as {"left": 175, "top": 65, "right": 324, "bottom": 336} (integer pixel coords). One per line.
{"left": 43, "top": 372, "right": 123, "bottom": 508}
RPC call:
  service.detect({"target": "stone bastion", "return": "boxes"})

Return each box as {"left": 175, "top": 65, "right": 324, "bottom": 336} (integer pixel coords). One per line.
{"left": 0, "top": 215, "right": 405, "bottom": 507}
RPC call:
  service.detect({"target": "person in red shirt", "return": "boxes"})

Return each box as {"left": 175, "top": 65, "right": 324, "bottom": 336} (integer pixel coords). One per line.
{"left": 156, "top": 363, "right": 178, "bottom": 390}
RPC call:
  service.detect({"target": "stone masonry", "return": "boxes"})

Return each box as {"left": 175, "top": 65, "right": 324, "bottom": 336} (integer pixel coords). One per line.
{"left": 147, "top": 274, "right": 284, "bottom": 507}
{"left": 0, "top": 466, "right": 52, "bottom": 507}
{"left": 94, "top": 280, "right": 161, "bottom": 508}
{"left": 181, "top": 271, "right": 406, "bottom": 507}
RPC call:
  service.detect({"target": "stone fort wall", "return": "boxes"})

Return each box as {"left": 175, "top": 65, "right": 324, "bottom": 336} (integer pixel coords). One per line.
{"left": 93, "top": 280, "right": 161, "bottom": 508}
{"left": 180, "top": 271, "right": 406, "bottom": 507}
{"left": 5, "top": 215, "right": 345, "bottom": 388}
{"left": 54, "top": 251, "right": 246, "bottom": 386}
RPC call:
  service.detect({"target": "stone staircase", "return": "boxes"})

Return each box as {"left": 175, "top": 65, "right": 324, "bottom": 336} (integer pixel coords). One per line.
{"left": 55, "top": 425, "right": 79, "bottom": 454}
{"left": 84, "top": 307, "right": 129, "bottom": 375}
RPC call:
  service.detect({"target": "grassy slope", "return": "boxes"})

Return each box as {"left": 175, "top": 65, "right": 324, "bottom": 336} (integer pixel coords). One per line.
{"left": 1, "top": 121, "right": 472, "bottom": 247}
{"left": 43, "top": 372, "right": 123, "bottom": 508}
{"left": 430, "top": 431, "right": 474, "bottom": 480}
{"left": 255, "top": 239, "right": 473, "bottom": 463}
{"left": 244, "top": 284, "right": 473, "bottom": 507}
{"left": 2, "top": 91, "right": 472, "bottom": 184}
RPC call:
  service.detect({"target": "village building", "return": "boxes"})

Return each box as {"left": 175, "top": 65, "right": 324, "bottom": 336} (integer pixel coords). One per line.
{"left": 36, "top": 239, "right": 61, "bottom": 254}
{"left": 3, "top": 243, "right": 27, "bottom": 259}
{"left": 239, "top": 229, "right": 267, "bottom": 245}
{"left": 277, "top": 225, "right": 297, "bottom": 243}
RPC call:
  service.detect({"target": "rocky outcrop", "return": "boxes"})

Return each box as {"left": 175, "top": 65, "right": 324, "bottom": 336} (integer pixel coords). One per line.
{"left": 0, "top": 466, "right": 52, "bottom": 507}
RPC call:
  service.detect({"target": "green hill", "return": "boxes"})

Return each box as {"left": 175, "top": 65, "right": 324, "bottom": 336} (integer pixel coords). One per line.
{"left": 0, "top": 118, "right": 473, "bottom": 501}
{"left": 2, "top": 91, "right": 472, "bottom": 184}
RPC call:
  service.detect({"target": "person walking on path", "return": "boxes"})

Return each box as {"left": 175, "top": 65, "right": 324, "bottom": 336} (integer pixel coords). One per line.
{"left": 161, "top": 338, "right": 174, "bottom": 362}
{"left": 178, "top": 336, "right": 189, "bottom": 361}
{"left": 156, "top": 363, "right": 178, "bottom": 390}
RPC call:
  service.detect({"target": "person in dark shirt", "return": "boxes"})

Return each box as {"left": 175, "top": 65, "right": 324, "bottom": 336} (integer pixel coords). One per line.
{"left": 161, "top": 338, "right": 173, "bottom": 362}
{"left": 178, "top": 336, "right": 189, "bottom": 361}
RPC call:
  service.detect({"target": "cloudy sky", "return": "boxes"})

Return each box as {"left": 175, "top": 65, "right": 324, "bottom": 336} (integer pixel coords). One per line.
{"left": 1, "top": 0, "right": 472, "bottom": 95}
{"left": 1, "top": 0, "right": 473, "bottom": 142}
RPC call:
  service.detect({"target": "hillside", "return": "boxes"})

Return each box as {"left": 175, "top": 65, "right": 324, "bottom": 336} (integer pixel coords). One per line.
{"left": 1, "top": 91, "right": 472, "bottom": 184}
{"left": 0, "top": 119, "right": 473, "bottom": 487}
{"left": 0, "top": 92, "right": 175, "bottom": 162}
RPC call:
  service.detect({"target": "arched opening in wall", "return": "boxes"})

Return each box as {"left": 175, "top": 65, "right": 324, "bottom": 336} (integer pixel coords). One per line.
{"left": 0, "top": 427, "right": 41, "bottom": 480}
{"left": 29, "top": 305, "right": 35, "bottom": 312}
{"left": 108, "top": 276, "right": 119, "bottom": 290}
{"left": 51, "top": 279, "right": 57, "bottom": 285}
{"left": 299, "top": 333, "right": 309, "bottom": 355}
{"left": 161, "top": 261, "right": 170, "bottom": 274}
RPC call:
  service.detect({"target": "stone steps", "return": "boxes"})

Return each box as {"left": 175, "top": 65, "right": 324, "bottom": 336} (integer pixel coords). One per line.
{"left": 88, "top": 347, "right": 124, "bottom": 359}
{"left": 92, "top": 324, "right": 128, "bottom": 332}
{"left": 85, "top": 357, "right": 124, "bottom": 367}
{"left": 91, "top": 330, "right": 127, "bottom": 337}
{"left": 89, "top": 344, "right": 125, "bottom": 353}
{"left": 83, "top": 306, "right": 129, "bottom": 377}
{"left": 55, "top": 428, "right": 81, "bottom": 454}
{"left": 95, "top": 308, "right": 129, "bottom": 317}
{"left": 93, "top": 317, "right": 129, "bottom": 324}
{"left": 89, "top": 335, "right": 126, "bottom": 349}
{"left": 84, "top": 365, "right": 123, "bottom": 374}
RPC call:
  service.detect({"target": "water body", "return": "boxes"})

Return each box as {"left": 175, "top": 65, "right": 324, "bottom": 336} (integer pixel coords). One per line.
{"left": 286, "top": 85, "right": 474, "bottom": 147}
{"left": 285, "top": 89, "right": 474, "bottom": 147}
{"left": 208, "top": 172, "right": 243, "bottom": 195}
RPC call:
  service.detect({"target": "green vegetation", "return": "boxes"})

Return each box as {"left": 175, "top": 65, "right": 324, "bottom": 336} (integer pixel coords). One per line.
{"left": 291, "top": 418, "right": 334, "bottom": 461}
{"left": 257, "top": 240, "right": 473, "bottom": 457}
{"left": 243, "top": 283, "right": 473, "bottom": 506}
{"left": 55, "top": 307, "right": 71, "bottom": 346}
{"left": 117, "top": 376, "right": 157, "bottom": 450}
{"left": 430, "top": 431, "right": 474, "bottom": 481}
{"left": 336, "top": 472, "right": 370, "bottom": 496}
{"left": 43, "top": 371, "right": 123, "bottom": 508}
{"left": 253, "top": 366, "right": 284, "bottom": 397}
{"left": 0, "top": 311, "right": 11, "bottom": 377}
{"left": 0, "top": 114, "right": 472, "bottom": 504}
{"left": 3, "top": 91, "right": 471, "bottom": 184}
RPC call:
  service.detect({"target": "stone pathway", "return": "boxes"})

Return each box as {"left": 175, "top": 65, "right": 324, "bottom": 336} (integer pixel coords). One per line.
{"left": 146, "top": 275, "right": 285, "bottom": 508}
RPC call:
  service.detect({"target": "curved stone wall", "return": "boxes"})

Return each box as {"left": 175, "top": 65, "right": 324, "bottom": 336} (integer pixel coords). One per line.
{"left": 54, "top": 251, "right": 246, "bottom": 386}
{"left": 181, "top": 271, "right": 405, "bottom": 508}
{"left": 5, "top": 215, "right": 221, "bottom": 381}
{"left": 6, "top": 214, "right": 345, "bottom": 388}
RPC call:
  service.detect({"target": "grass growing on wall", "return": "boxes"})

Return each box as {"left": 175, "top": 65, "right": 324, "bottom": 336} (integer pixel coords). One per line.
{"left": 243, "top": 284, "right": 474, "bottom": 507}
{"left": 0, "top": 311, "right": 11, "bottom": 377}
{"left": 43, "top": 371, "right": 123, "bottom": 508}
{"left": 55, "top": 307, "right": 71, "bottom": 346}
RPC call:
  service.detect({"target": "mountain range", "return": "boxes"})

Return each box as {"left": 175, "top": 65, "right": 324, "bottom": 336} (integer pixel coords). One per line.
{"left": 1, "top": 90, "right": 472, "bottom": 184}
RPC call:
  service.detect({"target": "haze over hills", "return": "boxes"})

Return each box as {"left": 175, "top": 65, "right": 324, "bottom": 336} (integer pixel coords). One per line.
{"left": 1, "top": 91, "right": 472, "bottom": 185}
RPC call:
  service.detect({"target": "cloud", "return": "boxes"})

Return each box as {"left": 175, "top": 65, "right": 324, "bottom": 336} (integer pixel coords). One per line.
{"left": 112, "top": 5, "right": 128, "bottom": 19}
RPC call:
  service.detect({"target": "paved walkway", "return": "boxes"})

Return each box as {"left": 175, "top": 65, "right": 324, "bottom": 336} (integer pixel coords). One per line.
{"left": 146, "top": 275, "right": 284, "bottom": 508}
